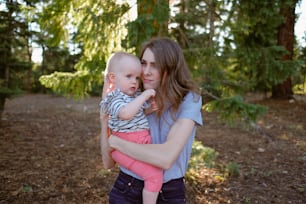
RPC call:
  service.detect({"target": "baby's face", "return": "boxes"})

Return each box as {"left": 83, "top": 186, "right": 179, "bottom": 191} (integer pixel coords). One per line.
{"left": 114, "top": 58, "right": 142, "bottom": 96}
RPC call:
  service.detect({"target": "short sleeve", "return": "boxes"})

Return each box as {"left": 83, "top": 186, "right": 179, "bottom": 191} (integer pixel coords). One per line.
{"left": 177, "top": 92, "right": 203, "bottom": 126}
{"left": 99, "top": 89, "right": 125, "bottom": 117}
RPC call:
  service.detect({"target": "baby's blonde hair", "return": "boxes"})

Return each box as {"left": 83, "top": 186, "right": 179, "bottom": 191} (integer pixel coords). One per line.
{"left": 104, "top": 51, "right": 140, "bottom": 79}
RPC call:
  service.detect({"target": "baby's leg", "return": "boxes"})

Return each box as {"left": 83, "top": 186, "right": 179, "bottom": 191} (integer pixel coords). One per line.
{"left": 143, "top": 189, "right": 159, "bottom": 204}
{"left": 111, "top": 143, "right": 162, "bottom": 204}
{"left": 128, "top": 161, "right": 162, "bottom": 204}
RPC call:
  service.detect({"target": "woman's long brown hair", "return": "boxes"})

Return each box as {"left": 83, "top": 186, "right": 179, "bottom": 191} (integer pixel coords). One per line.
{"left": 140, "top": 37, "right": 200, "bottom": 118}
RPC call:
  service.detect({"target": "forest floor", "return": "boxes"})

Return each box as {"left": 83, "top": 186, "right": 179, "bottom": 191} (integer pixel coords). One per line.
{"left": 0, "top": 94, "right": 305, "bottom": 204}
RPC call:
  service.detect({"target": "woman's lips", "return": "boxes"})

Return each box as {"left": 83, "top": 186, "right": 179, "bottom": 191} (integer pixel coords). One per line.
{"left": 143, "top": 78, "right": 151, "bottom": 83}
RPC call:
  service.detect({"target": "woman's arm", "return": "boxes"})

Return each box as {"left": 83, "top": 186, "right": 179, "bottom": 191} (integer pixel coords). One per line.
{"left": 100, "top": 111, "right": 116, "bottom": 169}
{"left": 109, "top": 118, "right": 195, "bottom": 170}
{"left": 100, "top": 76, "right": 116, "bottom": 169}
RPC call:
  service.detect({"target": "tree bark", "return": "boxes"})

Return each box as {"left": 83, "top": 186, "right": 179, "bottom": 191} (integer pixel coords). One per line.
{"left": 135, "top": 0, "right": 169, "bottom": 53}
{"left": 272, "top": 1, "right": 297, "bottom": 99}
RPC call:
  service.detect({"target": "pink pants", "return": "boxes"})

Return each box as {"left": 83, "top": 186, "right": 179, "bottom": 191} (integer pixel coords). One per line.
{"left": 112, "top": 130, "right": 163, "bottom": 192}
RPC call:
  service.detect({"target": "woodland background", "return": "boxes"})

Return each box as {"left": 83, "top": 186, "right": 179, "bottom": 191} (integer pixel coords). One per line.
{"left": 0, "top": 0, "right": 306, "bottom": 203}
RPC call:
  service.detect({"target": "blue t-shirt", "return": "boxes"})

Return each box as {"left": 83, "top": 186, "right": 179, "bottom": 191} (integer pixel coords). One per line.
{"left": 121, "top": 92, "right": 203, "bottom": 182}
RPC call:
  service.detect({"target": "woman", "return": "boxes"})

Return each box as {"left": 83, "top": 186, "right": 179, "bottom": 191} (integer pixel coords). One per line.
{"left": 100, "top": 51, "right": 162, "bottom": 204}
{"left": 100, "top": 37, "right": 203, "bottom": 203}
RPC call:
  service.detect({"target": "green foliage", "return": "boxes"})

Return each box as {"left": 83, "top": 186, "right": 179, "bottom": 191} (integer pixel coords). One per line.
{"left": 293, "top": 45, "right": 306, "bottom": 93}
{"left": 170, "top": 0, "right": 227, "bottom": 99}
{"left": 0, "top": 85, "right": 23, "bottom": 98}
{"left": 227, "top": 45, "right": 301, "bottom": 92}
{"left": 125, "top": 0, "right": 169, "bottom": 53}
{"left": 22, "top": 184, "right": 33, "bottom": 193}
{"left": 11, "top": 0, "right": 303, "bottom": 126}
{"left": 29, "top": 46, "right": 79, "bottom": 93}
{"left": 37, "top": 0, "right": 72, "bottom": 47}
{"left": 186, "top": 47, "right": 232, "bottom": 99}
{"left": 188, "top": 141, "right": 218, "bottom": 170}
{"left": 39, "top": 70, "right": 98, "bottom": 99}
{"left": 125, "top": 16, "right": 157, "bottom": 52}
{"left": 204, "top": 95, "right": 267, "bottom": 126}
{"left": 170, "top": 0, "right": 225, "bottom": 49}
{"left": 38, "top": 0, "right": 129, "bottom": 97}
{"left": 222, "top": 1, "right": 300, "bottom": 93}
{"left": 223, "top": 162, "right": 240, "bottom": 177}
{"left": 293, "top": 76, "right": 306, "bottom": 94}
{"left": 0, "top": 0, "right": 35, "bottom": 100}
{"left": 169, "top": 0, "right": 298, "bottom": 124}
{"left": 186, "top": 141, "right": 219, "bottom": 183}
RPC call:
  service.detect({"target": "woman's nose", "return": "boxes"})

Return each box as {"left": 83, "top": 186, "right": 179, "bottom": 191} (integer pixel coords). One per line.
{"left": 143, "top": 66, "right": 150, "bottom": 75}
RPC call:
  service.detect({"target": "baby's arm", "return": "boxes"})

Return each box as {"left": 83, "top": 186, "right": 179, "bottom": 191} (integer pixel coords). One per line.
{"left": 118, "top": 89, "right": 155, "bottom": 120}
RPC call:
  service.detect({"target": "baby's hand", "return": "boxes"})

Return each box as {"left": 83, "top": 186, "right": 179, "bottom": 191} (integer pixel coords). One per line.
{"left": 142, "top": 89, "right": 156, "bottom": 100}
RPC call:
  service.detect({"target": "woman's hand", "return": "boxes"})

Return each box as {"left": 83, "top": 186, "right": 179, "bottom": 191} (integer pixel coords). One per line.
{"left": 144, "top": 98, "right": 158, "bottom": 115}
{"left": 150, "top": 98, "right": 158, "bottom": 112}
{"left": 108, "top": 134, "right": 121, "bottom": 149}
{"left": 100, "top": 106, "right": 115, "bottom": 169}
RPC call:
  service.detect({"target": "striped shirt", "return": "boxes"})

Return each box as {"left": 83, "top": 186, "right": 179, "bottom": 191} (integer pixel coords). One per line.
{"left": 100, "top": 89, "right": 150, "bottom": 132}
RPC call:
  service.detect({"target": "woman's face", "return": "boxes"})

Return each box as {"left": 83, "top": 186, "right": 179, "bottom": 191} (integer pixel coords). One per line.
{"left": 141, "top": 48, "right": 161, "bottom": 90}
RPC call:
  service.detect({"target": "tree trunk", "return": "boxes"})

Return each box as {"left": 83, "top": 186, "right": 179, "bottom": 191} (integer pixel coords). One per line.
{"left": 0, "top": 95, "right": 6, "bottom": 119}
{"left": 26, "top": 36, "right": 32, "bottom": 91}
{"left": 272, "top": 1, "right": 297, "bottom": 99}
{"left": 209, "top": 1, "right": 216, "bottom": 47}
{"left": 138, "top": 0, "right": 168, "bottom": 37}
{"left": 135, "top": 0, "right": 169, "bottom": 51}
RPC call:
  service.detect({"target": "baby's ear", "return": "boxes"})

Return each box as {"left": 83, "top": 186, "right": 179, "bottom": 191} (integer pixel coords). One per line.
{"left": 108, "top": 72, "right": 115, "bottom": 83}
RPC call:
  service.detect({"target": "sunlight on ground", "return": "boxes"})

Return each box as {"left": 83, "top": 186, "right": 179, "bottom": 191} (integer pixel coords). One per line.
{"left": 293, "top": 81, "right": 306, "bottom": 94}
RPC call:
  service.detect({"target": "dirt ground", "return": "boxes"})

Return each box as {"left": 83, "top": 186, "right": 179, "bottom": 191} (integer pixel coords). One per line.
{"left": 0, "top": 94, "right": 305, "bottom": 204}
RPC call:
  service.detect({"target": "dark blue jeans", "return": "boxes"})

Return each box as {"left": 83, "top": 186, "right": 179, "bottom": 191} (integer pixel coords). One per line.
{"left": 109, "top": 170, "right": 186, "bottom": 204}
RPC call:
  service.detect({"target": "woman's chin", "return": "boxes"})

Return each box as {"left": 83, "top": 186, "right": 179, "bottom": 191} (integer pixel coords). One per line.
{"left": 143, "top": 83, "right": 156, "bottom": 90}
